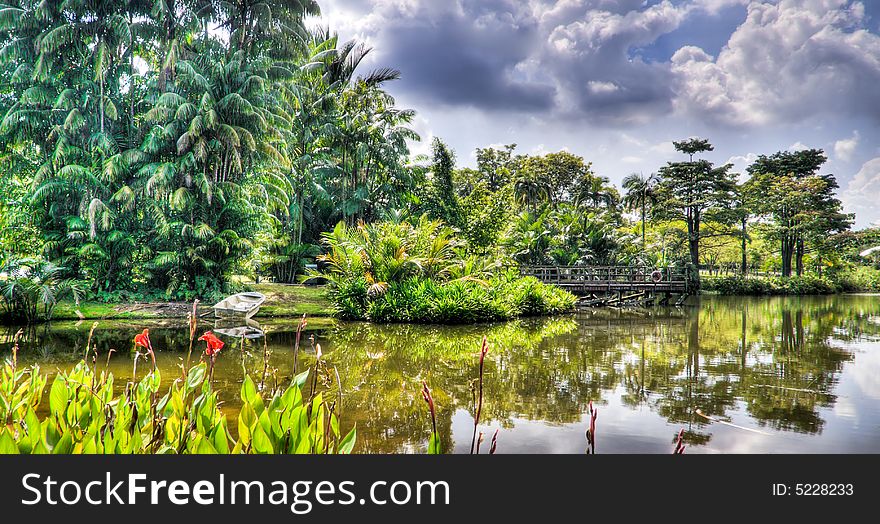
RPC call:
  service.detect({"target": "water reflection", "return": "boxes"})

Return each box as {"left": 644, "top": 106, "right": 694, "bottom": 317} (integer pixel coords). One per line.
{"left": 2, "top": 295, "right": 879, "bottom": 453}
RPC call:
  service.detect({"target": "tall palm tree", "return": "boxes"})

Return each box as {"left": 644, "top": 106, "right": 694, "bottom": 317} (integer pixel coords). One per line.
{"left": 622, "top": 172, "right": 659, "bottom": 245}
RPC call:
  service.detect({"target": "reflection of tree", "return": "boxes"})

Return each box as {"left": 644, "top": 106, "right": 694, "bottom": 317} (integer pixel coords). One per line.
{"left": 2, "top": 295, "right": 876, "bottom": 452}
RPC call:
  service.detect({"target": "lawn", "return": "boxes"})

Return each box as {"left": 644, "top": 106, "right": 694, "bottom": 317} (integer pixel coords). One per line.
{"left": 50, "top": 284, "right": 334, "bottom": 321}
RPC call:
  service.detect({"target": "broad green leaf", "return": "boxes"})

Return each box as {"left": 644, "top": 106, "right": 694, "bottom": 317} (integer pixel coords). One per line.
{"left": 49, "top": 376, "right": 68, "bottom": 417}
{"left": 53, "top": 433, "right": 73, "bottom": 455}
{"left": 186, "top": 363, "right": 206, "bottom": 392}
{"left": 252, "top": 426, "right": 274, "bottom": 454}
{"left": 0, "top": 429, "right": 19, "bottom": 454}
{"left": 338, "top": 425, "right": 357, "bottom": 454}
{"left": 428, "top": 432, "right": 441, "bottom": 455}
{"left": 292, "top": 370, "right": 309, "bottom": 389}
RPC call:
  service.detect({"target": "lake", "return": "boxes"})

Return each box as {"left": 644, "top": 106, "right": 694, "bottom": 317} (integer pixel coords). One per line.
{"left": 3, "top": 294, "right": 879, "bottom": 453}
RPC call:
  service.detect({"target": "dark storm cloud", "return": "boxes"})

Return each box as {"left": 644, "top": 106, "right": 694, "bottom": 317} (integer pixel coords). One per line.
{"left": 376, "top": 18, "right": 554, "bottom": 110}
{"left": 346, "top": 0, "right": 557, "bottom": 111}
{"left": 320, "top": 0, "right": 880, "bottom": 127}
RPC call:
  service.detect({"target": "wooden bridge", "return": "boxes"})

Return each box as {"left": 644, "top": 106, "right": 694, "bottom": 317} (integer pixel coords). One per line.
{"left": 520, "top": 265, "right": 691, "bottom": 306}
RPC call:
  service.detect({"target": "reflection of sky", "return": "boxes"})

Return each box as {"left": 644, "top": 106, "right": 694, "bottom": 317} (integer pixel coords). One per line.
{"left": 7, "top": 296, "right": 880, "bottom": 454}
{"left": 450, "top": 338, "right": 880, "bottom": 454}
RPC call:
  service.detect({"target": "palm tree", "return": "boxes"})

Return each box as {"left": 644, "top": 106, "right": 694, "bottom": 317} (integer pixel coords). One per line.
{"left": 622, "top": 172, "right": 659, "bottom": 245}
{"left": 513, "top": 174, "right": 550, "bottom": 213}
{"left": 575, "top": 174, "right": 620, "bottom": 211}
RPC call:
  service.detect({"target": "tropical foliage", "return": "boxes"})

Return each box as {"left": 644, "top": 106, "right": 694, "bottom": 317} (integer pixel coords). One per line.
{"left": 0, "top": 355, "right": 355, "bottom": 454}
{"left": 0, "top": 0, "right": 418, "bottom": 299}
{"left": 314, "top": 217, "right": 576, "bottom": 323}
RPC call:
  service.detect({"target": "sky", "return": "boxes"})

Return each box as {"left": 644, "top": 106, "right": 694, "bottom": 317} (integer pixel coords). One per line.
{"left": 308, "top": 0, "right": 880, "bottom": 228}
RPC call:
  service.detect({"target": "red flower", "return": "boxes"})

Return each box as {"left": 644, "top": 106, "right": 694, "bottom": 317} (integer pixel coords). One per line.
{"left": 133, "top": 329, "right": 151, "bottom": 350}
{"left": 199, "top": 331, "right": 224, "bottom": 357}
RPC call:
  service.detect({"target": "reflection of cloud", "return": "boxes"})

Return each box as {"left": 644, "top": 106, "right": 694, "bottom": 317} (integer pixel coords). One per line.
{"left": 847, "top": 342, "right": 880, "bottom": 400}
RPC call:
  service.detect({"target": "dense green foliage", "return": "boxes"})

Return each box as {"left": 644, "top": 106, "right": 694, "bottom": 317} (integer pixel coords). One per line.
{"left": 0, "top": 0, "right": 417, "bottom": 299}
{"left": 0, "top": 356, "right": 355, "bottom": 454}
{"left": 0, "top": 256, "right": 83, "bottom": 323}
{"left": 315, "top": 218, "right": 575, "bottom": 323}
{"left": 0, "top": 0, "right": 876, "bottom": 320}
{"left": 703, "top": 275, "right": 837, "bottom": 295}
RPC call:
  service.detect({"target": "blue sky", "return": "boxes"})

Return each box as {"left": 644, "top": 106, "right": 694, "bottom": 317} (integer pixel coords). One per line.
{"left": 312, "top": 0, "right": 880, "bottom": 228}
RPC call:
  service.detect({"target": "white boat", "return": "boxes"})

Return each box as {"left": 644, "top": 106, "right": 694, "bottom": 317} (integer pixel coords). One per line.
{"left": 859, "top": 245, "right": 880, "bottom": 257}
{"left": 212, "top": 292, "right": 266, "bottom": 319}
{"left": 213, "top": 325, "right": 265, "bottom": 339}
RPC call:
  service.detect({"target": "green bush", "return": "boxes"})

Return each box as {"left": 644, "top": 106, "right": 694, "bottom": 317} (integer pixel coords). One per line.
{"left": 330, "top": 275, "right": 575, "bottom": 324}
{"left": 703, "top": 275, "right": 838, "bottom": 295}
{"left": 831, "top": 266, "right": 880, "bottom": 293}
{"left": 317, "top": 218, "right": 576, "bottom": 324}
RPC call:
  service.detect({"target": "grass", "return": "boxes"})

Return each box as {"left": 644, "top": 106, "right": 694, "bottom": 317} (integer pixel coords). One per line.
{"left": 247, "top": 283, "right": 334, "bottom": 317}
{"left": 48, "top": 283, "right": 334, "bottom": 321}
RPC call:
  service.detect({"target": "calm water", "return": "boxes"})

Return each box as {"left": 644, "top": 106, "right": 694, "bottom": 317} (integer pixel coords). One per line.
{"left": 3, "top": 294, "right": 880, "bottom": 454}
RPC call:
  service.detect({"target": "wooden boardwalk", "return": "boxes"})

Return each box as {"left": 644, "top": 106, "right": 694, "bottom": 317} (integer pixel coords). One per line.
{"left": 520, "top": 265, "right": 690, "bottom": 306}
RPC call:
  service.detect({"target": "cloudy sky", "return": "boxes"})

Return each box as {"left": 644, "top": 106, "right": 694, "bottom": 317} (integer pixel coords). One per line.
{"left": 309, "top": 0, "right": 880, "bottom": 228}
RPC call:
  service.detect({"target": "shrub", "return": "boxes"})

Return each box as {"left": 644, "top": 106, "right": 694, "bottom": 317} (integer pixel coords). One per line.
{"left": 703, "top": 275, "right": 838, "bottom": 295}
{"left": 0, "top": 257, "right": 84, "bottom": 324}
{"left": 316, "top": 219, "right": 576, "bottom": 324}
{"left": 831, "top": 266, "right": 880, "bottom": 293}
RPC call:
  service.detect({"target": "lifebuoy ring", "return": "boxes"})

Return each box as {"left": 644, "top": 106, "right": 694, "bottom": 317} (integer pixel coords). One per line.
{"left": 650, "top": 270, "right": 663, "bottom": 283}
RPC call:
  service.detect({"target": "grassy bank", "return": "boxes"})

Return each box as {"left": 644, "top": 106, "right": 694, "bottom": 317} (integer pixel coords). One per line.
{"left": 49, "top": 284, "right": 334, "bottom": 321}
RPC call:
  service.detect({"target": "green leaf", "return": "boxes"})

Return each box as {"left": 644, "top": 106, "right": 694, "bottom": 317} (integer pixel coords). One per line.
{"left": 292, "top": 370, "right": 309, "bottom": 389}
{"left": 24, "top": 408, "right": 41, "bottom": 438}
{"left": 428, "top": 432, "right": 441, "bottom": 455}
{"left": 338, "top": 425, "right": 356, "bottom": 454}
{"left": 0, "top": 428, "right": 19, "bottom": 454}
{"left": 241, "top": 375, "right": 258, "bottom": 403}
{"left": 49, "top": 376, "right": 68, "bottom": 417}
{"left": 211, "top": 425, "right": 230, "bottom": 454}
{"left": 252, "top": 426, "right": 274, "bottom": 454}
{"left": 186, "top": 363, "right": 206, "bottom": 392}
{"left": 196, "top": 436, "right": 218, "bottom": 455}
{"left": 53, "top": 433, "right": 73, "bottom": 455}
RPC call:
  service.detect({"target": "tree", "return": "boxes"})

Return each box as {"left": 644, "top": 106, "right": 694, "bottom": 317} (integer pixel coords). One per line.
{"left": 622, "top": 172, "right": 659, "bottom": 245}
{"left": 656, "top": 138, "right": 738, "bottom": 289}
{"left": 475, "top": 144, "right": 519, "bottom": 192}
{"left": 0, "top": 2, "right": 419, "bottom": 296}
{"left": 424, "top": 138, "right": 462, "bottom": 228}
{"left": 745, "top": 150, "right": 852, "bottom": 277}
{"left": 519, "top": 151, "right": 591, "bottom": 208}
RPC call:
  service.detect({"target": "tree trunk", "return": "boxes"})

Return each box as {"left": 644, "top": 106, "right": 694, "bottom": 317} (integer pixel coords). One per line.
{"left": 687, "top": 208, "right": 701, "bottom": 290}
{"left": 641, "top": 203, "right": 646, "bottom": 245}
{"left": 781, "top": 234, "right": 793, "bottom": 277}
{"left": 795, "top": 236, "right": 804, "bottom": 276}
{"left": 741, "top": 217, "right": 748, "bottom": 275}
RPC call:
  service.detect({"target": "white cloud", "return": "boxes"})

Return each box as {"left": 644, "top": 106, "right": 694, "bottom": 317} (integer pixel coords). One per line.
{"left": 842, "top": 157, "right": 880, "bottom": 228}
{"left": 834, "top": 130, "right": 860, "bottom": 161}
{"left": 671, "top": 0, "right": 880, "bottom": 126}
{"left": 725, "top": 152, "right": 758, "bottom": 178}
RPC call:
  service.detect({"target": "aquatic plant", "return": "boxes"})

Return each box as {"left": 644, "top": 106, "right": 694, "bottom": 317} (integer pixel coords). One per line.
{"left": 674, "top": 428, "right": 686, "bottom": 454}
{"left": 133, "top": 328, "right": 156, "bottom": 371}
{"left": 470, "top": 337, "right": 489, "bottom": 454}
{"left": 421, "top": 381, "right": 440, "bottom": 454}
{"left": 198, "top": 331, "right": 224, "bottom": 383}
{"left": 0, "top": 327, "right": 356, "bottom": 454}
{"left": 585, "top": 401, "right": 598, "bottom": 454}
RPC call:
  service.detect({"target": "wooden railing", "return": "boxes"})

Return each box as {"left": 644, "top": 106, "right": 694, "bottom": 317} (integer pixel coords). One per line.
{"left": 520, "top": 265, "right": 690, "bottom": 293}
